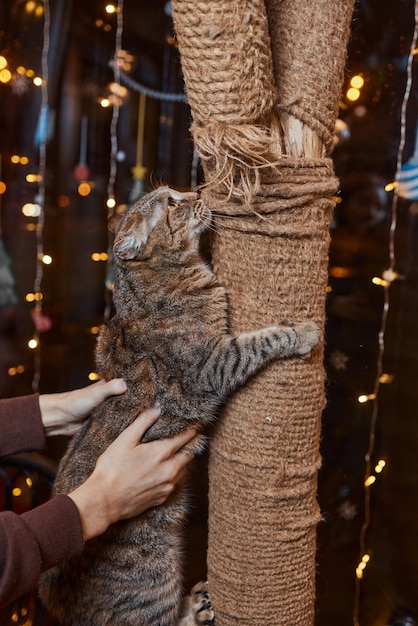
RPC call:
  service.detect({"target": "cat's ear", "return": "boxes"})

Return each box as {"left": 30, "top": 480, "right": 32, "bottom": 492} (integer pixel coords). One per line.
{"left": 108, "top": 214, "right": 123, "bottom": 234}
{"left": 113, "top": 216, "right": 151, "bottom": 260}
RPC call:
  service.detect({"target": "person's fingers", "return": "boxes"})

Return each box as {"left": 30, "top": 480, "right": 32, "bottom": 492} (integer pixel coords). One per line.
{"left": 170, "top": 452, "right": 195, "bottom": 484}
{"left": 164, "top": 428, "right": 198, "bottom": 454}
{"left": 143, "top": 455, "right": 191, "bottom": 507}
{"left": 117, "top": 407, "right": 162, "bottom": 445}
{"left": 118, "top": 411, "right": 197, "bottom": 453}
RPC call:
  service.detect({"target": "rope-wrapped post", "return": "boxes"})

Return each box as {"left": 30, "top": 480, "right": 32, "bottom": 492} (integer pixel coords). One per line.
{"left": 205, "top": 164, "right": 337, "bottom": 625}
{"left": 171, "top": 1, "right": 353, "bottom": 624}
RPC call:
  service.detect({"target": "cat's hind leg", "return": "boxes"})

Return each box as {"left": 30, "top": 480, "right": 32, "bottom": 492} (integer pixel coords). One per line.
{"left": 179, "top": 581, "right": 215, "bottom": 626}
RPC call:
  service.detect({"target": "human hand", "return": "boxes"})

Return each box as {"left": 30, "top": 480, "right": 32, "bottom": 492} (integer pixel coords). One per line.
{"left": 39, "top": 379, "right": 128, "bottom": 437}
{"left": 68, "top": 407, "right": 196, "bottom": 541}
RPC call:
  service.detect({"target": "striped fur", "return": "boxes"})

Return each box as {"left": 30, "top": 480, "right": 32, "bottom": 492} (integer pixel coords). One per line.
{"left": 39, "top": 187, "right": 319, "bottom": 625}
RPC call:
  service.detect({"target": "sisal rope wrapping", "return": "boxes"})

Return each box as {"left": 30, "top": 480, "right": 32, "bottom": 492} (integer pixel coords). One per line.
{"left": 171, "top": 0, "right": 353, "bottom": 623}
{"left": 172, "top": 0, "right": 284, "bottom": 202}
{"left": 171, "top": 0, "right": 275, "bottom": 126}
{"left": 208, "top": 163, "right": 333, "bottom": 626}
{"left": 204, "top": 163, "right": 336, "bottom": 624}
{"left": 265, "top": 0, "right": 354, "bottom": 155}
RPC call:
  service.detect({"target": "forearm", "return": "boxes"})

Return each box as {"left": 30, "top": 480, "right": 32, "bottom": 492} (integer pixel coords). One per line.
{"left": 0, "top": 395, "right": 45, "bottom": 458}
{"left": 0, "top": 495, "right": 84, "bottom": 608}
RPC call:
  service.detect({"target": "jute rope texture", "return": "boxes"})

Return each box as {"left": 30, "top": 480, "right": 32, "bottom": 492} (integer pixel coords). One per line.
{"left": 171, "top": 1, "right": 354, "bottom": 624}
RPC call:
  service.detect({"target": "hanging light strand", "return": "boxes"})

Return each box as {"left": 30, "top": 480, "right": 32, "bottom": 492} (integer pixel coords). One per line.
{"left": 31, "top": 0, "right": 51, "bottom": 393}
{"left": 353, "top": 2, "right": 418, "bottom": 623}
{"left": 104, "top": 0, "right": 124, "bottom": 324}
{"left": 106, "top": 0, "right": 124, "bottom": 215}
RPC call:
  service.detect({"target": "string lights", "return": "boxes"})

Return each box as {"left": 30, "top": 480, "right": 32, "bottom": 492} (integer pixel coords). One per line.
{"left": 352, "top": 2, "right": 418, "bottom": 623}
{"left": 105, "top": 0, "right": 124, "bottom": 216}
{"left": 29, "top": 0, "right": 51, "bottom": 393}
{"left": 346, "top": 73, "right": 365, "bottom": 103}
{"left": 0, "top": 4, "right": 189, "bottom": 405}
{"left": 103, "top": 0, "right": 124, "bottom": 326}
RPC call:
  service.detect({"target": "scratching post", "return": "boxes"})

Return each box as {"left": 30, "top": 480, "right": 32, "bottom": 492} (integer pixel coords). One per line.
{"left": 171, "top": 1, "right": 353, "bottom": 623}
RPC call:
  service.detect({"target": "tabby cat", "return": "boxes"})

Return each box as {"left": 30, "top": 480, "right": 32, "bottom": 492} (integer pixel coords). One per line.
{"left": 39, "top": 186, "right": 319, "bottom": 626}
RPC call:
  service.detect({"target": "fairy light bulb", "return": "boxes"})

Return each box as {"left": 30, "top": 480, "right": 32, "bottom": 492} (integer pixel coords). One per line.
{"left": 372, "top": 276, "right": 390, "bottom": 287}
{"left": 26, "top": 173, "right": 42, "bottom": 183}
{"left": 28, "top": 338, "right": 39, "bottom": 349}
{"left": 107, "top": 197, "right": 116, "bottom": 209}
{"left": 346, "top": 87, "right": 360, "bottom": 101}
{"left": 8, "top": 365, "right": 25, "bottom": 376}
{"left": 358, "top": 393, "right": 376, "bottom": 404}
{"left": 25, "top": 292, "right": 43, "bottom": 302}
{"left": 375, "top": 460, "right": 386, "bottom": 474}
{"left": 350, "top": 74, "right": 364, "bottom": 89}
{"left": 0, "top": 69, "right": 12, "bottom": 83}
{"left": 91, "top": 252, "right": 109, "bottom": 261}
{"left": 372, "top": 270, "right": 400, "bottom": 287}
{"left": 78, "top": 182, "right": 92, "bottom": 196}
{"left": 379, "top": 373, "right": 394, "bottom": 384}
{"left": 364, "top": 475, "right": 376, "bottom": 487}
{"left": 356, "top": 554, "right": 371, "bottom": 579}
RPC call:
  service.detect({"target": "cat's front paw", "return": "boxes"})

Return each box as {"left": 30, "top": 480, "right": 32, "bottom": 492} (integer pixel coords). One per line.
{"left": 179, "top": 581, "right": 215, "bottom": 626}
{"left": 291, "top": 321, "right": 320, "bottom": 358}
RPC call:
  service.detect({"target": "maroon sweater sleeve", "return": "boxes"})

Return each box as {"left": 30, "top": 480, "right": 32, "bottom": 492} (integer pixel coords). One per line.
{"left": 0, "top": 394, "right": 45, "bottom": 458}
{"left": 0, "top": 394, "right": 85, "bottom": 606}
{"left": 0, "top": 495, "right": 84, "bottom": 607}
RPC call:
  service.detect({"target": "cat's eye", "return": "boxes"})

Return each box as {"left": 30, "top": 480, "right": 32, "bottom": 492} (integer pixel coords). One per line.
{"left": 167, "top": 197, "right": 179, "bottom": 208}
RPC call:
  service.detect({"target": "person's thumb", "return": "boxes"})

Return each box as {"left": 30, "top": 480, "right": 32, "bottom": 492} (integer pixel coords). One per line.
{"left": 91, "top": 378, "right": 127, "bottom": 404}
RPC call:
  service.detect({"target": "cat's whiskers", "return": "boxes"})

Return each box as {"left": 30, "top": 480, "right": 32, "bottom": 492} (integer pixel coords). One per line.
{"left": 202, "top": 219, "right": 236, "bottom": 242}
{"left": 204, "top": 216, "right": 248, "bottom": 239}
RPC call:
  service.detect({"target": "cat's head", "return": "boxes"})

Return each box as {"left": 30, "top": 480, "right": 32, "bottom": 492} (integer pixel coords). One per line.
{"left": 109, "top": 186, "right": 211, "bottom": 261}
